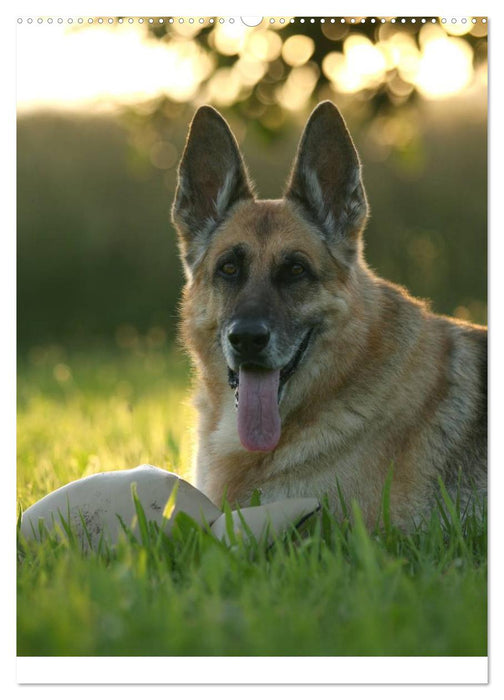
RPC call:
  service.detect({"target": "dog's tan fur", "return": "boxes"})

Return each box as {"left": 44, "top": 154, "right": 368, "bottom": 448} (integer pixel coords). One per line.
{"left": 172, "top": 102, "right": 487, "bottom": 528}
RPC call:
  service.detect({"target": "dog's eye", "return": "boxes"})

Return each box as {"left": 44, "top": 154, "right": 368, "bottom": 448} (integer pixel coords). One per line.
{"left": 276, "top": 260, "right": 310, "bottom": 286}
{"left": 219, "top": 261, "right": 239, "bottom": 277}
{"left": 289, "top": 263, "right": 305, "bottom": 277}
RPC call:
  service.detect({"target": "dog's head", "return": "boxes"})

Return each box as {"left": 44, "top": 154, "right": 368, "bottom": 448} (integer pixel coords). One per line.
{"left": 172, "top": 102, "right": 368, "bottom": 453}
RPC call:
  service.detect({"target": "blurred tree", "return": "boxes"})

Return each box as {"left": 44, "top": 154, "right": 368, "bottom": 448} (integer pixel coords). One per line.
{"left": 131, "top": 16, "right": 487, "bottom": 139}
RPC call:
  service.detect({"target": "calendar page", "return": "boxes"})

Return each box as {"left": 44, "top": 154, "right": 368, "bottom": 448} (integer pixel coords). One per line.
{"left": 16, "top": 12, "right": 488, "bottom": 686}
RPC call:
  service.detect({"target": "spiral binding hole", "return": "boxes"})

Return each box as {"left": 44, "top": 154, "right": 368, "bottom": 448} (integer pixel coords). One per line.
{"left": 16, "top": 16, "right": 488, "bottom": 26}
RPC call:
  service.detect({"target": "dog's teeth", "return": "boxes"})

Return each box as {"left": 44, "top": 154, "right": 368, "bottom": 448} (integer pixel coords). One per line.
{"left": 228, "top": 367, "right": 237, "bottom": 387}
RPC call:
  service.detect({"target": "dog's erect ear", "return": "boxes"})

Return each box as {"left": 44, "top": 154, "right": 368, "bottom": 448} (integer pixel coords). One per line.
{"left": 285, "top": 101, "right": 368, "bottom": 256}
{"left": 172, "top": 106, "right": 254, "bottom": 274}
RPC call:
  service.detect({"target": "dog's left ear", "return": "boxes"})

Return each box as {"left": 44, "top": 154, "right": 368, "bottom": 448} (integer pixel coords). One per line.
{"left": 285, "top": 101, "right": 368, "bottom": 256}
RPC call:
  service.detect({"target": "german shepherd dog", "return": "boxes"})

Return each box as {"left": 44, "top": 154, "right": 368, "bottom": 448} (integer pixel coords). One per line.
{"left": 172, "top": 101, "right": 487, "bottom": 528}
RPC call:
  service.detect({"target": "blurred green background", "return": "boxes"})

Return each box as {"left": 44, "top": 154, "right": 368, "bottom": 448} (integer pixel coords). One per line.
{"left": 17, "top": 16, "right": 487, "bottom": 355}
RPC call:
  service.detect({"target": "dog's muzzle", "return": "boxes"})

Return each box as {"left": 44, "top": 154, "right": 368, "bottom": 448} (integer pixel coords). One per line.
{"left": 225, "top": 325, "right": 314, "bottom": 453}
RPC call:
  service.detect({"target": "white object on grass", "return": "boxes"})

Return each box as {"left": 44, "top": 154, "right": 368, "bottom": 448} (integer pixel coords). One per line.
{"left": 20, "top": 465, "right": 220, "bottom": 549}
{"left": 19, "top": 465, "right": 320, "bottom": 549}
{"left": 210, "top": 500, "right": 320, "bottom": 545}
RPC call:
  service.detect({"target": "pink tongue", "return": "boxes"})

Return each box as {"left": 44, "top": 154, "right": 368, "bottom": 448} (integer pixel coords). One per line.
{"left": 237, "top": 367, "right": 281, "bottom": 452}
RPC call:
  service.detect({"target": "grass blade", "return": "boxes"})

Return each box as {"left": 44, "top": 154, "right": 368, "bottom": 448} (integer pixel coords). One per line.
{"left": 131, "top": 482, "right": 150, "bottom": 547}
{"left": 437, "top": 477, "right": 468, "bottom": 557}
{"left": 381, "top": 465, "right": 394, "bottom": 538}
{"left": 162, "top": 478, "right": 179, "bottom": 522}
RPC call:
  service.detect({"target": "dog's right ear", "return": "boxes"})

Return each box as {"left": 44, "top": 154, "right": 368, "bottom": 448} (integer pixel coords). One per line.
{"left": 172, "top": 106, "right": 254, "bottom": 275}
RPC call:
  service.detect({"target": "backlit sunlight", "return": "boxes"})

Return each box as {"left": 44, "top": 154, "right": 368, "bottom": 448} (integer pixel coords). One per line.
{"left": 16, "top": 17, "right": 487, "bottom": 113}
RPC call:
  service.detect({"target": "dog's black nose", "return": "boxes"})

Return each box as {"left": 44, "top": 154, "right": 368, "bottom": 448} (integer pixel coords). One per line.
{"left": 228, "top": 319, "right": 271, "bottom": 358}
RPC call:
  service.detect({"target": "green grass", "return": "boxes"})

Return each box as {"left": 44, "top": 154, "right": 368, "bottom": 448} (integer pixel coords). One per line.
{"left": 17, "top": 347, "right": 487, "bottom": 656}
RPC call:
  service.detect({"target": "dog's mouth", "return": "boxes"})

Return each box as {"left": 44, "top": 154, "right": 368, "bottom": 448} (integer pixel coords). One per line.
{"left": 227, "top": 328, "right": 313, "bottom": 453}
